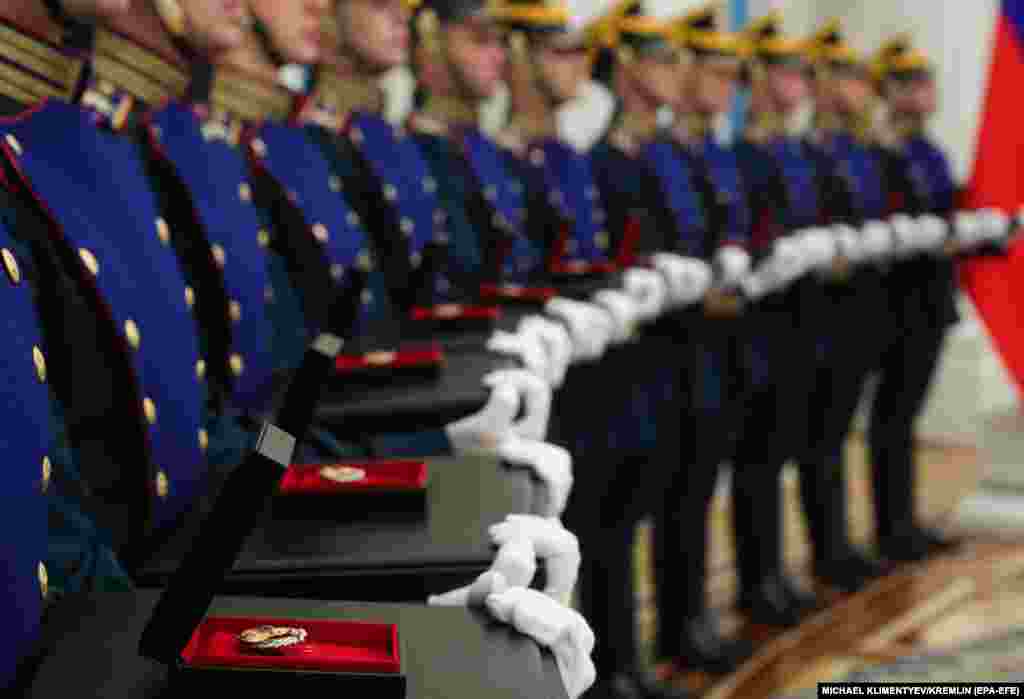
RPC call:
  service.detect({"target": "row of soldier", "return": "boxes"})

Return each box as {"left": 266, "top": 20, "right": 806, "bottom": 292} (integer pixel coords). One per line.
{"left": 0, "top": 1, "right": 1018, "bottom": 698}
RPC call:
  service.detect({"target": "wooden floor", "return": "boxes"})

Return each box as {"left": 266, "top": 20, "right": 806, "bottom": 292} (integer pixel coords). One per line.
{"left": 630, "top": 434, "right": 1013, "bottom": 697}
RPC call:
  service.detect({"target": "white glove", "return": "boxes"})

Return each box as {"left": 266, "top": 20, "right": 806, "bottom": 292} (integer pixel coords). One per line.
{"left": 444, "top": 383, "right": 520, "bottom": 454}
{"left": 714, "top": 245, "right": 752, "bottom": 288}
{"left": 889, "top": 213, "right": 920, "bottom": 255}
{"left": 795, "top": 227, "right": 838, "bottom": 272}
{"left": 954, "top": 211, "right": 983, "bottom": 248}
{"left": 544, "top": 297, "right": 614, "bottom": 361}
{"left": 428, "top": 569, "right": 511, "bottom": 607}
{"left": 485, "top": 588, "right": 597, "bottom": 699}
{"left": 831, "top": 224, "right": 864, "bottom": 264}
{"left": 916, "top": 214, "right": 950, "bottom": 252}
{"left": 517, "top": 315, "right": 572, "bottom": 388}
{"left": 622, "top": 267, "right": 667, "bottom": 321}
{"left": 739, "top": 237, "right": 806, "bottom": 299}
{"left": 650, "top": 253, "right": 713, "bottom": 307}
{"left": 592, "top": 289, "right": 639, "bottom": 344}
{"left": 483, "top": 369, "right": 552, "bottom": 442}
{"left": 486, "top": 330, "right": 550, "bottom": 384}
{"left": 497, "top": 436, "right": 573, "bottom": 518}
{"left": 860, "top": 220, "right": 895, "bottom": 261}
{"left": 977, "top": 208, "right": 1010, "bottom": 243}
{"left": 489, "top": 514, "right": 581, "bottom": 605}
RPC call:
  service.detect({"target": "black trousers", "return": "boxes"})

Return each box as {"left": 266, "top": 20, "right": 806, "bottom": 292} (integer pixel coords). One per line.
{"left": 868, "top": 262, "right": 951, "bottom": 540}
{"left": 568, "top": 326, "right": 686, "bottom": 675}
{"left": 797, "top": 270, "right": 892, "bottom": 565}
{"left": 654, "top": 312, "right": 749, "bottom": 659}
{"left": 730, "top": 293, "right": 816, "bottom": 595}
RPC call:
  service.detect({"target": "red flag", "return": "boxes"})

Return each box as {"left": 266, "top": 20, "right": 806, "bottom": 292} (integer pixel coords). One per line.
{"left": 963, "top": 3, "right": 1024, "bottom": 398}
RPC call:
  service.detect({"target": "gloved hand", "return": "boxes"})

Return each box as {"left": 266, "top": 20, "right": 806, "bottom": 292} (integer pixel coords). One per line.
{"left": 545, "top": 297, "right": 614, "bottom": 361}
{"left": 592, "top": 289, "right": 639, "bottom": 344}
{"left": 888, "top": 213, "right": 920, "bottom": 256}
{"left": 622, "top": 267, "right": 667, "bottom": 322}
{"left": 795, "top": 227, "right": 838, "bottom": 272}
{"left": 860, "top": 220, "right": 896, "bottom": 262}
{"left": 954, "top": 210, "right": 982, "bottom": 249}
{"left": 485, "top": 588, "right": 597, "bottom": 699}
{"left": 714, "top": 245, "right": 752, "bottom": 288}
{"left": 427, "top": 569, "right": 512, "bottom": 607}
{"left": 650, "top": 253, "right": 713, "bottom": 307}
{"left": 497, "top": 436, "right": 573, "bottom": 518}
{"left": 489, "top": 514, "right": 581, "bottom": 604}
{"left": 517, "top": 315, "right": 572, "bottom": 388}
{"left": 483, "top": 369, "right": 552, "bottom": 442}
{"left": 977, "top": 207, "right": 1010, "bottom": 243}
{"left": 831, "top": 224, "right": 864, "bottom": 265}
{"left": 740, "top": 236, "right": 806, "bottom": 300}
{"left": 915, "top": 214, "right": 950, "bottom": 252}
{"left": 486, "top": 330, "right": 550, "bottom": 384}
{"left": 444, "top": 383, "right": 520, "bottom": 454}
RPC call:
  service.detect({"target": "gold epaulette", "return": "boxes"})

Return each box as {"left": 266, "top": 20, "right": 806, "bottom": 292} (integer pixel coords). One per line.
{"left": 0, "top": 20, "right": 84, "bottom": 104}
{"left": 91, "top": 28, "right": 188, "bottom": 105}
{"left": 209, "top": 65, "right": 295, "bottom": 124}
{"left": 308, "top": 69, "right": 382, "bottom": 126}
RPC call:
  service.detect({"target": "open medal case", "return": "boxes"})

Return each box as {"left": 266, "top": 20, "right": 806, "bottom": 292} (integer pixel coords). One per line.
{"left": 275, "top": 459, "right": 430, "bottom": 519}
{"left": 138, "top": 335, "right": 408, "bottom": 696}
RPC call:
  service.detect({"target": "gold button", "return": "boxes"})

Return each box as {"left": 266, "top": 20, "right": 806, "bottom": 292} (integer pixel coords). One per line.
{"left": 257, "top": 229, "right": 270, "bottom": 248}
{"left": 41, "top": 455, "right": 51, "bottom": 493}
{"left": 2, "top": 248, "right": 20, "bottom": 285}
{"left": 346, "top": 211, "right": 361, "bottom": 227}
{"left": 312, "top": 223, "right": 329, "bottom": 243}
{"left": 195, "top": 359, "right": 206, "bottom": 381}
{"left": 38, "top": 562, "right": 47, "bottom": 599}
{"left": 400, "top": 218, "right": 414, "bottom": 236}
{"left": 185, "top": 286, "right": 196, "bottom": 308}
{"left": 5, "top": 134, "right": 23, "bottom": 156}
{"left": 484, "top": 186, "right": 498, "bottom": 201}
{"left": 423, "top": 177, "right": 437, "bottom": 193}
{"left": 329, "top": 175, "right": 342, "bottom": 192}
{"left": 212, "top": 244, "right": 226, "bottom": 268}
{"left": 32, "top": 346, "right": 46, "bottom": 384}
{"left": 596, "top": 231, "right": 610, "bottom": 250}
{"left": 125, "top": 319, "right": 141, "bottom": 350}
{"left": 230, "top": 353, "right": 244, "bottom": 376}
{"left": 264, "top": 286, "right": 275, "bottom": 303}
{"left": 357, "top": 251, "right": 372, "bottom": 271}
{"left": 330, "top": 264, "right": 344, "bottom": 280}
{"left": 239, "top": 182, "right": 252, "bottom": 202}
{"left": 79, "top": 248, "right": 99, "bottom": 277}
{"left": 155, "top": 470, "right": 169, "bottom": 499}
{"left": 143, "top": 397, "right": 157, "bottom": 425}
{"left": 230, "top": 300, "right": 241, "bottom": 323}
{"left": 410, "top": 252, "right": 422, "bottom": 266}
{"left": 384, "top": 184, "right": 397, "bottom": 202}
{"left": 251, "top": 138, "right": 268, "bottom": 158}
{"left": 156, "top": 218, "right": 171, "bottom": 246}
{"left": 361, "top": 290, "right": 373, "bottom": 306}
{"left": 198, "top": 429, "right": 209, "bottom": 452}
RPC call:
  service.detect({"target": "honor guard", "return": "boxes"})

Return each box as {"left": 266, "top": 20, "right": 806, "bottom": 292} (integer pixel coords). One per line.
{"left": 867, "top": 34, "right": 971, "bottom": 561}
{"left": 794, "top": 19, "right": 902, "bottom": 582}
{"left": 734, "top": 11, "right": 883, "bottom": 612}
{"left": 650, "top": 2, "right": 768, "bottom": 679}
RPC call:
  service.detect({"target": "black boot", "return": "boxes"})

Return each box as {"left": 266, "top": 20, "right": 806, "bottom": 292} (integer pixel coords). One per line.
{"left": 739, "top": 574, "right": 818, "bottom": 628}
{"left": 912, "top": 524, "right": 962, "bottom": 555}
{"left": 674, "top": 613, "right": 755, "bottom": 675}
{"left": 878, "top": 526, "right": 933, "bottom": 564}
{"left": 815, "top": 548, "right": 887, "bottom": 593}
{"left": 588, "top": 668, "right": 693, "bottom": 699}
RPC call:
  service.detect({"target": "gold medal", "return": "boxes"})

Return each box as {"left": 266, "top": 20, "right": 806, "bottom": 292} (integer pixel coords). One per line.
{"left": 319, "top": 466, "right": 367, "bottom": 484}
{"left": 238, "top": 625, "right": 308, "bottom": 653}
